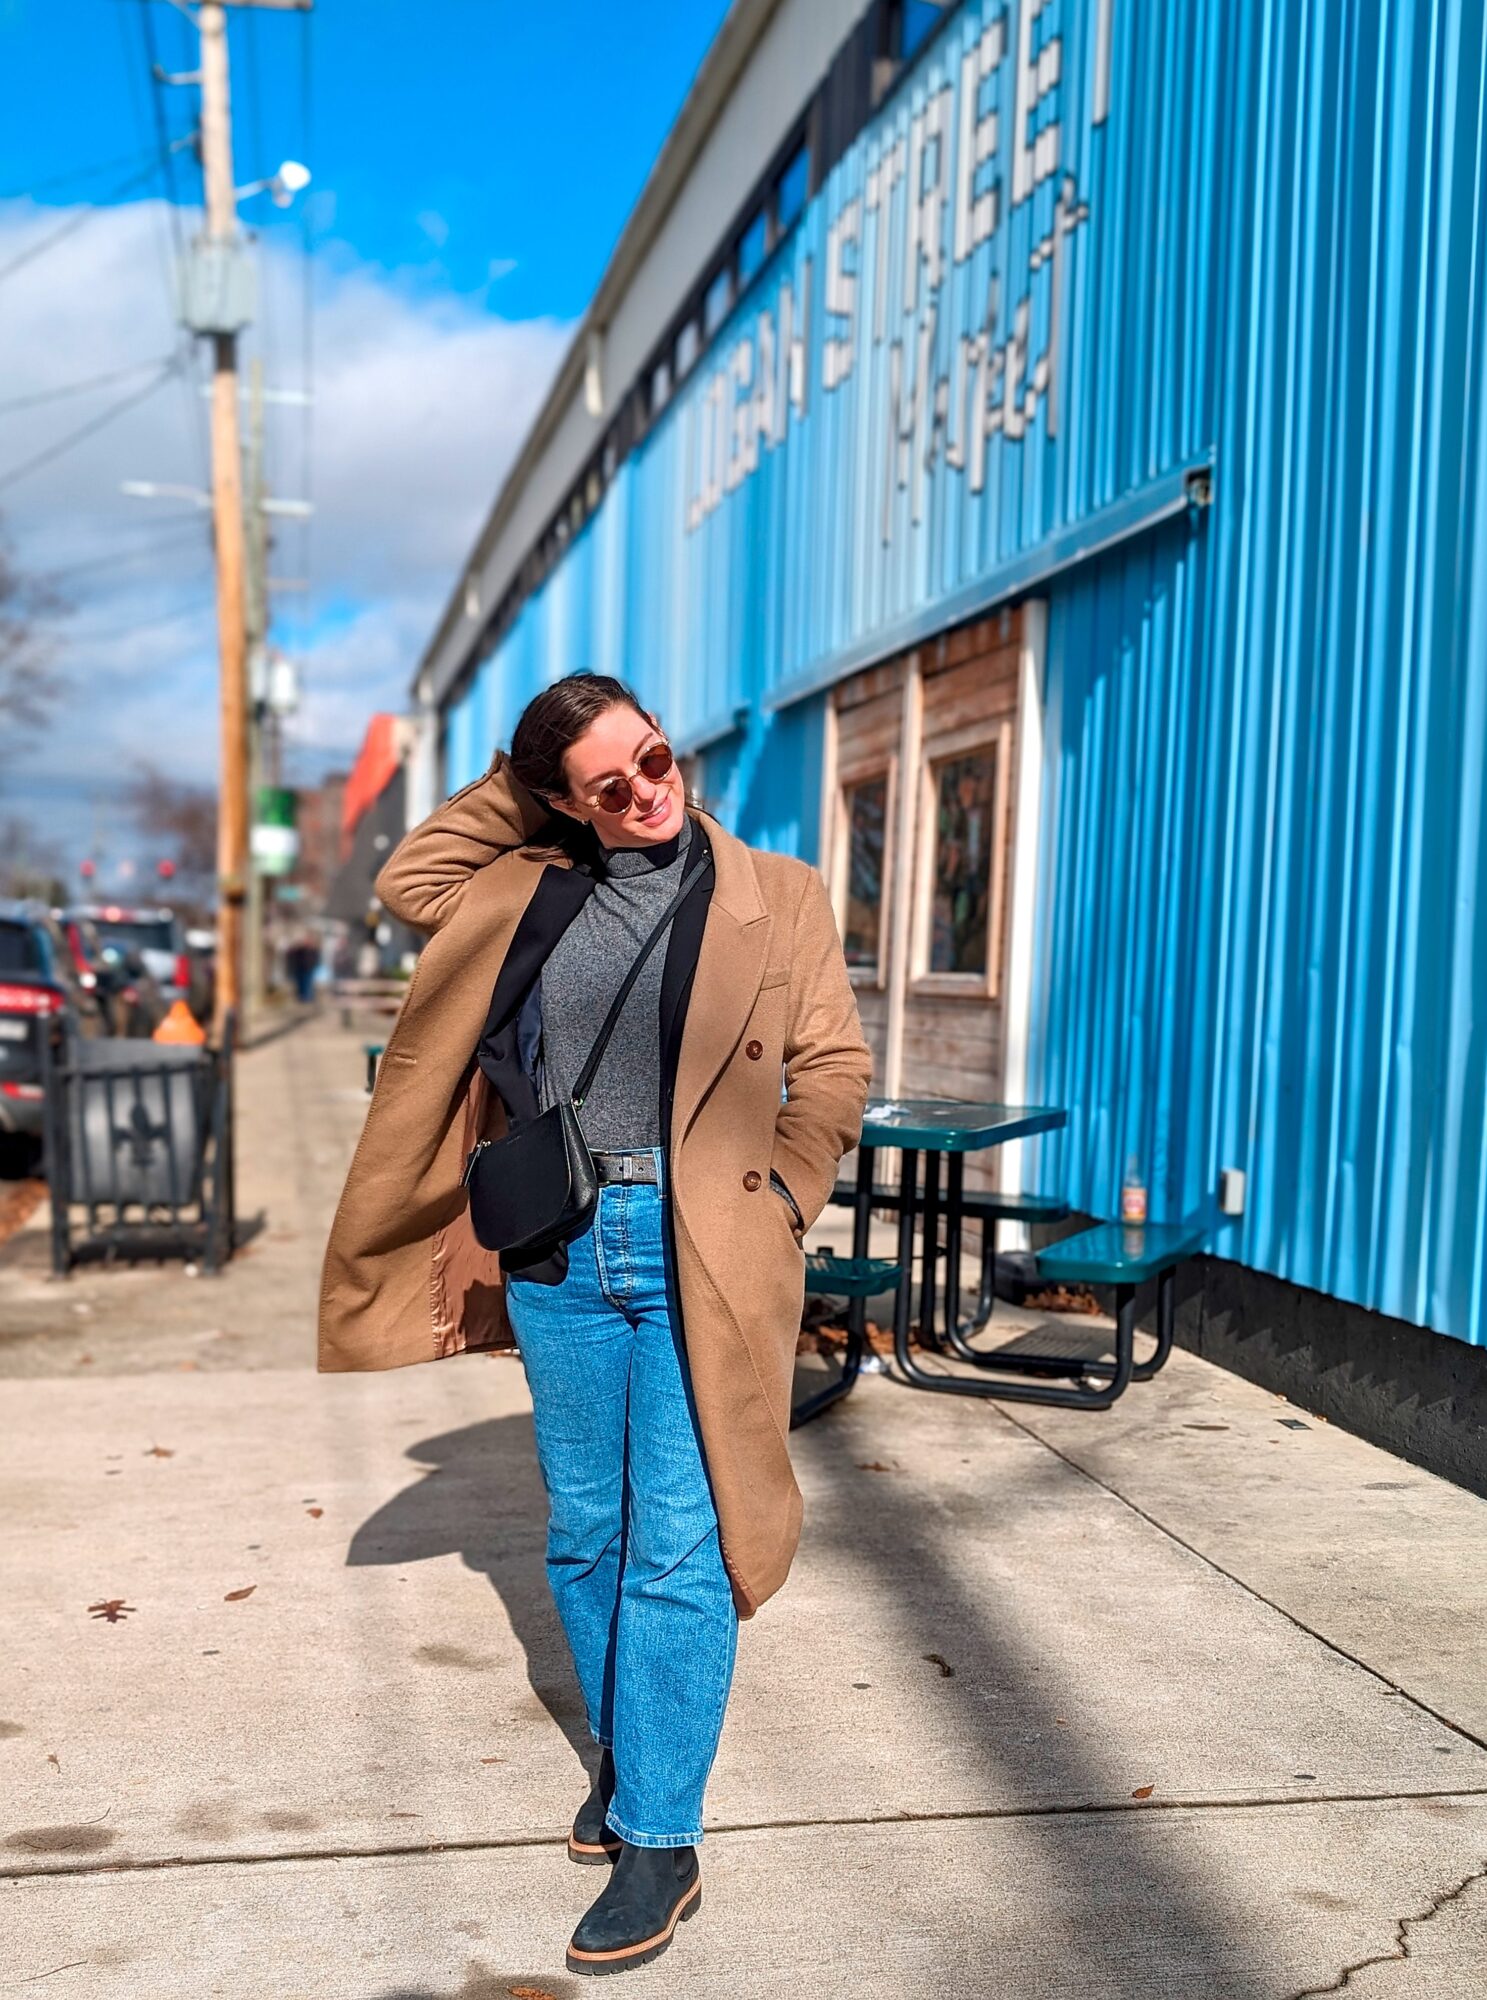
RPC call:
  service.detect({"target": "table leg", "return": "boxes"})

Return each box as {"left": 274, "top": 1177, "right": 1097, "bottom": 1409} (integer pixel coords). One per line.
{"left": 885, "top": 1146, "right": 1137, "bottom": 1406}
{"left": 1132, "top": 1265, "right": 1176, "bottom": 1381}
{"left": 919, "top": 1149, "right": 942, "bottom": 1348}
{"left": 847, "top": 1144, "right": 874, "bottom": 1373}
{"left": 944, "top": 1153, "right": 964, "bottom": 1339}
{"left": 790, "top": 1145, "right": 874, "bottom": 1430}
{"left": 891, "top": 1147, "right": 921, "bottom": 1380}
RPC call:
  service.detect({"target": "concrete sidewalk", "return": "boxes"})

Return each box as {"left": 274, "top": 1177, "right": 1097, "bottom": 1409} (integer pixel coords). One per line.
{"left": 1, "top": 1013, "right": 1484, "bottom": 1997}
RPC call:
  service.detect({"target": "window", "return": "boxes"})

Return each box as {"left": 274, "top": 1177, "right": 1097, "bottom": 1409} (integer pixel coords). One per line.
{"left": 927, "top": 747, "right": 997, "bottom": 975}
{"left": 703, "top": 266, "right": 733, "bottom": 339}
{"left": 840, "top": 776, "right": 889, "bottom": 973}
{"left": 674, "top": 320, "right": 699, "bottom": 380}
{"left": 737, "top": 208, "right": 769, "bottom": 288}
{"left": 650, "top": 356, "right": 672, "bottom": 415}
{"left": 0, "top": 921, "right": 44, "bottom": 975}
{"left": 775, "top": 143, "right": 810, "bottom": 233}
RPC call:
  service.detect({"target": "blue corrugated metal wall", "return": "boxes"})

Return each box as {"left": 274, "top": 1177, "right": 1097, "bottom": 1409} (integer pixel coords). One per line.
{"left": 1029, "top": 0, "right": 1487, "bottom": 1345}
{"left": 446, "top": 0, "right": 1209, "bottom": 770}
{"left": 441, "top": 0, "right": 1487, "bottom": 1345}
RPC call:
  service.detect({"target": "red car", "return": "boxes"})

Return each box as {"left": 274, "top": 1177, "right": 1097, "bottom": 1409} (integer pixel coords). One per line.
{"left": 0, "top": 901, "right": 105, "bottom": 1141}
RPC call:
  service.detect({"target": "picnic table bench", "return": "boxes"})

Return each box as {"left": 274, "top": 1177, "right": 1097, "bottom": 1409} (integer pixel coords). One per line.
{"left": 333, "top": 978, "right": 407, "bottom": 1030}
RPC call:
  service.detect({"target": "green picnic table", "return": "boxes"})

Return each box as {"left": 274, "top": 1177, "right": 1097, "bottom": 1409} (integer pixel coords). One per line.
{"left": 840, "top": 1097, "right": 1072, "bottom": 1406}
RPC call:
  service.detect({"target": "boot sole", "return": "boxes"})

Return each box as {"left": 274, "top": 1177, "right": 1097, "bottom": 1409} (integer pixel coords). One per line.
{"left": 567, "top": 1832, "right": 622, "bottom": 1865}
{"left": 565, "top": 1876, "right": 701, "bottom": 1975}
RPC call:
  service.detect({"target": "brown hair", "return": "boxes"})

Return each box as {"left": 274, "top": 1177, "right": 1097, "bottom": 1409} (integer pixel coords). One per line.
{"left": 508, "top": 672, "right": 650, "bottom": 801}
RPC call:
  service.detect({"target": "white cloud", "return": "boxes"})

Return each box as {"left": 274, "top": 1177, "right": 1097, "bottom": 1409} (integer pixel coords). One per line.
{"left": 0, "top": 196, "right": 569, "bottom": 849}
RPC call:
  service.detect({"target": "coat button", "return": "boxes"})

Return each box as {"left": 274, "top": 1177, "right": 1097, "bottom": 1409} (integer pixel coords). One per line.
{"left": 745, "top": 1039, "right": 763, "bottom": 1061}
{"left": 743, "top": 1170, "right": 762, "bottom": 1192}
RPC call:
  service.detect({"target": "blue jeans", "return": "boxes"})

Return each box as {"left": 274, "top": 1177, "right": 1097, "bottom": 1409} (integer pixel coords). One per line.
{"left": 504, "top": 1150, "right": 739, "bottom": 1848}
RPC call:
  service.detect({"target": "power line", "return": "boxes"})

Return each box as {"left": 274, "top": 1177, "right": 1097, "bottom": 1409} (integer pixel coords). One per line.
{"left": 5, "top": 146, "right": 160, "bottom": 201}
{"left": 0, "top": 155, "right": 163, "bottom": 286}
{"left": 61, "top": 595, "right": 215, "bottom": 645}
{"left": 139, "top": 0, "right": 213, "bottom": 491}
{"left": 0, "top": 356, "right": 176, "bottom": 418}
{"left": 0, "top": 362, "right": 180, "bottom": 496}
{"left": 39, "top": 519, "right": 209, "bottom": 584}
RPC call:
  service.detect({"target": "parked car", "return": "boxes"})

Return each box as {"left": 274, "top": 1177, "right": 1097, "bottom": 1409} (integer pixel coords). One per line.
{"left": 56, "top": 913, "right": 166, "bottom": 1036}
{"left": 0, "top": 901, "right": 106, "bottom": 1138}
{"left": 71, "top": 905, "right": 204, "bottom": 1022}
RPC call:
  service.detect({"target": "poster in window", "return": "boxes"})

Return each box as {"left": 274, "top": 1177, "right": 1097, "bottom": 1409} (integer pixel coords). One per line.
{"left": 930, "top": 748, "right": 996, "bottom": 975}
{"left": 842, "top": 776, "right": 887, "bottom": 971}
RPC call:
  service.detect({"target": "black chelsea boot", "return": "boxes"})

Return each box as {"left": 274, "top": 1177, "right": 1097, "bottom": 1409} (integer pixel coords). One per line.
{"left": 568, "top": 1746, "right": 621, "bottom": 1865}
{"left": 566, "top": 1840, "right": 701, "bottom": 1975}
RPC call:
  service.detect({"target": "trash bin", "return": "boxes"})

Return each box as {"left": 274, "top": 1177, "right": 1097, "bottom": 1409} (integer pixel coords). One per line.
{"left": 64, "top": 1039, "right": 212, "bottom": 1209}
{"left": 40, "top": 1015, "right": 236, "bottom": 1276}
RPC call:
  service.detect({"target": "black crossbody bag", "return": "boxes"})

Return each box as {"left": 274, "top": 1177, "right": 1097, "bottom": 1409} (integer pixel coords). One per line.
{"left": 462, "top": 849, "right": 711, "bottom": 1257}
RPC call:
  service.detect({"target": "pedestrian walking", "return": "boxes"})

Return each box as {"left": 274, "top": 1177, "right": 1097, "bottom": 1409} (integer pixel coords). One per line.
{"left": 286, "top": 931, "right": 321, "bottom": 1005}
{"left": 320, "top": 673, "right": 871, "bottom": 1974}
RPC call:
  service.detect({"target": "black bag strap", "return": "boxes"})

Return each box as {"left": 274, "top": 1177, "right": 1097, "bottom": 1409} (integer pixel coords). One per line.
{"left": 571, "top": 849, "right": 712, "bottom": 1110}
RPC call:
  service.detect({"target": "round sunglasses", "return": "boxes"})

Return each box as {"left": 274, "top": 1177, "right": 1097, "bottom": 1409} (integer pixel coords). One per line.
{"left": 578, "top": 740, "right": 676, "bottom": 815}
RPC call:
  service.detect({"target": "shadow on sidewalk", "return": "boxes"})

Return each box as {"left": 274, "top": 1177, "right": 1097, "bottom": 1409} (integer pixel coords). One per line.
{"left": 789, "top": 1406, "right": 1282, "bottom": 1999}
{"left": 345, "top": 1402, "right": 592, "bottom": 1767}
{"left": 347, "top": 1394, "right": 1278, "bottom": 1996}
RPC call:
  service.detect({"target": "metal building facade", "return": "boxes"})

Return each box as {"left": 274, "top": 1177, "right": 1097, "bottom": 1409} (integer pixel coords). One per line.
{"left": 437, "top": 0, "right": 1487, "bottom": 1349}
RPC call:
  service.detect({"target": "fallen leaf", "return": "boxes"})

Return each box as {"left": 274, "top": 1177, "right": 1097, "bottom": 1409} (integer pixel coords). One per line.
{"left": 305, "top": 1507, "right": 324, "bottom": 1519}
{"left": 509, "top": 1987, "right": 562, "bottom": 2000}
{"left": 88, "top": 1599, "right": 134, "bottom": 1623}
{"left": 1131, "top": 1784, "right": 1155, "bottom": 1799}
{"left": 923, "top": 1652, "right": 956, "bottom": 1678}
{"left": 1183, "top": 1423, "right": 1230, "bottom": 1432}
{"left": 857, "top": 1461, "right": 894, "bottom": 1473}
{"left": 1054, "top": 1717, "right": 1069, "bottom": 1727}
{"left": 1022, "top": 1284, "right": 1102, "bottom": 1316}
{"left": 388, "top": 1811, "right": 421, "bottom": 1819}
{"left": 479, "top": 1756, "right": 505, "bottom": 1765}
{"left": 224, "top": 1586, "right": 256, "bottom": 1603}
{"left": 47, "top": 1753, "right": 60, "bottom": 1771}
{"left": 143, "top": 1445, "right": 175, "bottom": 1458}
{"left": 75, "top": 1354, "right": 93, "bottom": 1365}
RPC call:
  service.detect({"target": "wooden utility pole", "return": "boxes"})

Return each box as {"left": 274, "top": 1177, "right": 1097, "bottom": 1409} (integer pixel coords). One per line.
{"left": 244, "top": 356, "right": 268, "bottom": 1020}
{"left": 150, "top": 0, "right": 311, "bottom": 1036}
{"left": 198, "top": 0, "right": 249, "bottom": 1040}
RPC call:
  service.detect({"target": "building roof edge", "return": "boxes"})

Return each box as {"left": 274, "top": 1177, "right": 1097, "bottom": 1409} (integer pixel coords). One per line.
{"left": 412, "top": 0, "right": 787, "bottom": 711}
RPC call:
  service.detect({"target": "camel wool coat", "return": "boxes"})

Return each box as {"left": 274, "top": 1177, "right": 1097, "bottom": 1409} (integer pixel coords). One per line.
{"left": 319, "top": 756, "right": 872, "bottom": 1617}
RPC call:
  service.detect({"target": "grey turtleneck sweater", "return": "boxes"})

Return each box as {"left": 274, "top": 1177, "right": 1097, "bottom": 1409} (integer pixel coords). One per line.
{"left": 536, "top": 816, "right": 693, "bottom": 1151}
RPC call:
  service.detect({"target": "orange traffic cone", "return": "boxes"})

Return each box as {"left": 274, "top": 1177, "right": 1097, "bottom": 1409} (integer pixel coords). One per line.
{"left": 153, "top": 999, "right": 206, "bottom": 1046}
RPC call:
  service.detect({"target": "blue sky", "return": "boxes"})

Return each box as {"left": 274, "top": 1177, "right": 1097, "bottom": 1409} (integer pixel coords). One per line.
{"left": 0, "top": 0, "right": 731, "bottom": 880}
{"left": 2, "top": 0, "right": 727, "bottom": 315}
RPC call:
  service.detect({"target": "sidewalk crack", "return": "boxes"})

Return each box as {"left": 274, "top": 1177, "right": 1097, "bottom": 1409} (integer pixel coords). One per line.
{"left": 1288, "top": 1858, "right": 1487, "bottom": 1997}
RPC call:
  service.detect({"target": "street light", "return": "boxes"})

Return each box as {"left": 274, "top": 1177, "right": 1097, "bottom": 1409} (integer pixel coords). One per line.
{"left": 121, "top": 479, "right": 211, "bottom": 509}
{"left": 234, "top": 159, "right": 313, "bottom": 209}
{"left": 121, "top": 481, "right": 313, "bottom": 519}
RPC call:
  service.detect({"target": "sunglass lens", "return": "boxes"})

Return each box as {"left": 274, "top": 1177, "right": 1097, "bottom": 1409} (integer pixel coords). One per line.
{"left": 638, "top": 745, "right": 673, "bottom": 782}
{"left": 596, "top": 778, "right": 634, "bottom": 815}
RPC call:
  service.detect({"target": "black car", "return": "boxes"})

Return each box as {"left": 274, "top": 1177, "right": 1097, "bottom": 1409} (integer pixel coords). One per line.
{"left": 0, "top": 900, "right": 106, "bottom": 1140}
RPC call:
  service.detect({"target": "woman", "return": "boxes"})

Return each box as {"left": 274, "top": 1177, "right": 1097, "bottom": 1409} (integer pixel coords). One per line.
{"left": 320, "top": 673, "right": 870, "bottom": 1975}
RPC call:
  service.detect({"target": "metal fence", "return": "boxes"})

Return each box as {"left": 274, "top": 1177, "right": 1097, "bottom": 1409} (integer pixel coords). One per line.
{"left": 40, "top": 1015, "right": 236, "bottom": 1277}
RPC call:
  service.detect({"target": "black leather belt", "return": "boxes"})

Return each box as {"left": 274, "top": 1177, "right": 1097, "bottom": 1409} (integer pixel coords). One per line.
{"left": 592, "top": 1150, "right": 661, "bottom": 1186}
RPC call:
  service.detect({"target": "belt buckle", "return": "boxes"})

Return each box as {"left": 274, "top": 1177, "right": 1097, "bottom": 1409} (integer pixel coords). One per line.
{"left": 621, "top": 1153, "right": 634, "bottom": 1185}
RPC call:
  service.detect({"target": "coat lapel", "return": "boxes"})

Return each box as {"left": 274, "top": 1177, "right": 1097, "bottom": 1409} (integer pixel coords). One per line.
{"left": 672, "top": 817, "right": 771, "bottom": 1144}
